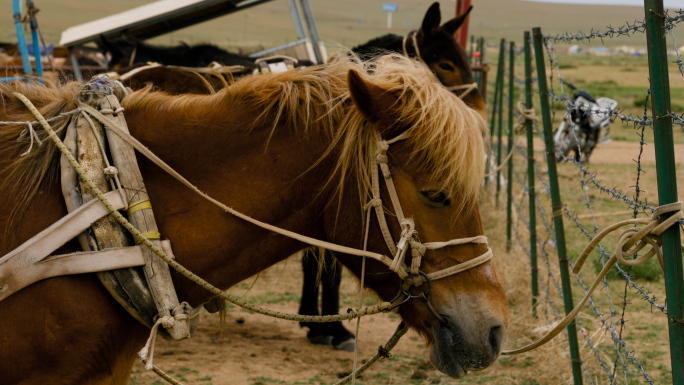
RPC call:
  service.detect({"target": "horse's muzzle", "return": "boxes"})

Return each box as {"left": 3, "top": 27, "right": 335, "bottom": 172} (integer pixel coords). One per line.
{"left": 429, "top": 313, "right": 504, "bottom": 378}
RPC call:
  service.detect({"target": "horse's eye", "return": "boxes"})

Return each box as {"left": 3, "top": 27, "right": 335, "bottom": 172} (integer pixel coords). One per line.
{"left": 438, "top": 62, "right": 454, "bottom": 71}
{"left": 421, "top": 190, "right": 451, "bottom": 207}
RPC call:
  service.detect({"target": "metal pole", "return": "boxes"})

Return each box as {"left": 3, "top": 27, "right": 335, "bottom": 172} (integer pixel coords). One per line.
{"left": 478, "top": 37, "right": 485, "bottom": 91}
{"left": 644, "top": 2, "right": 684, "bottom": 383}
{"left": 456, "top": 0, "right": 472, "bottom": 48}
{"left": 505, "top": 41, "right": 515, "bottom": 253}
{"left": 28, "top": 0, "right": 43, "bottom": 78}
{"left": 524, "top": 31, "right": 538, "bottom": 318}
{"left": 70, "top": 50, "right": 83, "bottom": 81}
{"left": 496, "top": 41, "right": 505, "bottom": 205}
{"left": 490, "top": 39, "right": 505, "bottom": 138}
{"left": 469, "top": 35, "right": 475, "bottom": 66}
{"left": 298, "top": 0, "right": 323, "bottom": 64}
{"left": 287, "top": 0, "right": 307, "bottom": 40}
{"left": 13, "top": 0, "right": 32, "bottom": 76}
{"left": 532, "top": 27, "right": 583, "bottom": 385}
{"left": 485, "top": 39, "right": 504, "bottom": 184}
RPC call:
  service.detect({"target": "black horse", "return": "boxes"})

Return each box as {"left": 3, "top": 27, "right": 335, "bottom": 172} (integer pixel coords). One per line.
{"left": 100, "top": 35, "right": 256, "bottom": 71}
{"left": 299, "top": 2, "right": 481, "bottom": 351}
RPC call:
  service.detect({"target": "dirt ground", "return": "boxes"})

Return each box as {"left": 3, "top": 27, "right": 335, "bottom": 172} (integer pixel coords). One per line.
{"left": 129, "top": 139, "right": 684, "bottom": 385}
{"left": 584, "top": 139, "right": 684, "bottom": 166}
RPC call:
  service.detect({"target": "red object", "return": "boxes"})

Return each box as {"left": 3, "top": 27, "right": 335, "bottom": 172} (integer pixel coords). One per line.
{"left": 455, "top": 0, "right": 472, "bottom": 48}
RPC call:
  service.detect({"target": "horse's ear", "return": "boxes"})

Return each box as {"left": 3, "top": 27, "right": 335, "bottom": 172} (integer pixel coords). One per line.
{"left": 441, "top": 5, "right": 473, "bottom": 36}
{"left": 347, "top": 69, "right": 398, "bottom": 127}
{"left": 100, "top": 35, "right": 114, "bottom": 51}
{"left": 421, "top": 2, "right": 442, "bottom": 36}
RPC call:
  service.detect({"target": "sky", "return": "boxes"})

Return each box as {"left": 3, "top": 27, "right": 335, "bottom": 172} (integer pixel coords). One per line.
{"left": 522, "top": 0, "right": 682, "bottom": 8}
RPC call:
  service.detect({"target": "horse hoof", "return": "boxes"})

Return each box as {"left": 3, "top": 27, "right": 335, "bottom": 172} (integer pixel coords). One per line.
{"left": 333, "top": 337, "right": 356, "bottom": 352}
{"left": 307, "top": 335, "right": 333, "bottom": 345}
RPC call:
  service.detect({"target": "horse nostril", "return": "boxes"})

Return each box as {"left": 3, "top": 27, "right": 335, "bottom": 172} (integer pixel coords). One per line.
{"left": 489, "top": 326, "right": 503, "bottom": 356}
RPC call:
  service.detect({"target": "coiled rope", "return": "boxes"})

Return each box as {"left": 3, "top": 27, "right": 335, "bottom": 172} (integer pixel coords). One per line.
{"left": 502, "top": 201, "right": 684, "bottom": 355}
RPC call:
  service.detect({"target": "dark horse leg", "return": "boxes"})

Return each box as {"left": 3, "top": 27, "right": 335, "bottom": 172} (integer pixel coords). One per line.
{"left": 299, "top": 249, "right": 355, "bottom": 351}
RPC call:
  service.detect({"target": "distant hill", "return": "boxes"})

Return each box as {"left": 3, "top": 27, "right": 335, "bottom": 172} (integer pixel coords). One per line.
{"left": 469, "top": 0, "right": 683, "bottom": 47}
{"left": 1, "top": 0, "right": 681, "bottom": 53}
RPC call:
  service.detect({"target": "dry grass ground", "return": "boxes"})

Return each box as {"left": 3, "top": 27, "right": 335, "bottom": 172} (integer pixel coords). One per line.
{"left": 127, "top": 133, "right": 684, "bottom": 385}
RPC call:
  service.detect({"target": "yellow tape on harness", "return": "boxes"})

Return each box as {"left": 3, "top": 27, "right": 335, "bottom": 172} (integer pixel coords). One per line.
{"left": 135, "top": 231, "right": 161, "bottom": 245}
{"left": 127, "top": 200, "right": 152, "bottom": 216}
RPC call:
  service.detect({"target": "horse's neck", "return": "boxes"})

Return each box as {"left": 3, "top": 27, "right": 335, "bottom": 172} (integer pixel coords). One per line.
{"left": 137, "top": 43, "right": 187, "bottom": 65}
{"left": 190, "top": 45, "right": 254, "bottom": 67}
{"left": 124, "top": 106, "right": 334, "bottom": 306}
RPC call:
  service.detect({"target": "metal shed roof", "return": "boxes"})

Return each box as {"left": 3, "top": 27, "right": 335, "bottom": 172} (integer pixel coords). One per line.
{"left": 60, "top": 0, "right": 273, "bottom": 47}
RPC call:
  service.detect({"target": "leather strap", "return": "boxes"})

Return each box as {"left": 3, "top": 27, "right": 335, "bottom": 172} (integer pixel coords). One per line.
{"left": 0, "top": 190, "right": 126, "bottom": 301}
{"left": 0, "top": 246, "right": 146, "bottom": 301}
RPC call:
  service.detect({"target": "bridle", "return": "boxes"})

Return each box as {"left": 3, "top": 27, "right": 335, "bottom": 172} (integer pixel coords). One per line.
{"left": 357, "top": 130, "right": 492, "bottom": 323}
{"left": 402, "top": 31, "right": 479, "bottom": 100}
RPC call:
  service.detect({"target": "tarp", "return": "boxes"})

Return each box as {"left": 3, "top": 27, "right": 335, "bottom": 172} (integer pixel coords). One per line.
{"left": 60, "top": 0, "right": 271, "bottom": 47}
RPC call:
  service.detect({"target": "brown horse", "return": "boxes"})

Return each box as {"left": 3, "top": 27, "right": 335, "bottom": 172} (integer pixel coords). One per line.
{"left": 301, "top": 1, "right": 486, "bottom": 349}
{"left": 0, "top": 54, "right": 508, "bottom": 383}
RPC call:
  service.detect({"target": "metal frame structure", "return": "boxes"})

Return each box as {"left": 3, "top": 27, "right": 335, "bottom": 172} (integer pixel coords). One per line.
{"left": 3, "top": 0, "right": 44, "bottom": 82}
{"left": 59, "top": 0, "right": 326, "bottom": 80}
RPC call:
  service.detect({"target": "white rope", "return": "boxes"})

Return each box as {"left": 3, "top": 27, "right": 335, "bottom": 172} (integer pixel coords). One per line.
{"left": 503, "top": 202, "right": 684, "bottom": 355}
{"left": 77, "top": 101, "right": 492, "bottom": 288}
{"left": 402, "top": 32, "right": 477, "bottom": 101}
{"left": 446, "top": 82, "right": 478, "bottom": 98}
{"left": 5, "top": 109, "right": 82, "bottom": 156}
{"left": 18, "top": 122, "right": 41, "bottom": 156}
{"left": 138, "top": 302, "right": 195, "bottom": 370}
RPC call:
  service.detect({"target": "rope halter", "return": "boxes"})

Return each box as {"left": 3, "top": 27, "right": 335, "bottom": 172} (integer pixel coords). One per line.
{"left": 365, "top": 131, "right": 493, "bottom": 322}
{"left": 401, "top": 31, "right": 478, "bottom": 101}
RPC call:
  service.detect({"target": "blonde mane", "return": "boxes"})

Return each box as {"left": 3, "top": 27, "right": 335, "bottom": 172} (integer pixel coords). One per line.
{"left": 0, "top": 54, "right": 487, "bottom": 238}
{"left": 122, "top": 53, "right": 489, "bottom": 210}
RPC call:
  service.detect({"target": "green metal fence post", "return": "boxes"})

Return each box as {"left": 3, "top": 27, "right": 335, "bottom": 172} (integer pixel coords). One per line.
{"left": 532, "top": 27, "right": 584, "bottom": 385}
{"left": 524, "top": 31, "right": 538, "bottom": 318}
{"left": 644, "top": 2, "right": 684, "bottom": 383}
{"left": 490, "top": 39, "right": 505, "bottom": 138}
{"left": 485, "top": 39, "right": 504, "bottom": 184}
{"left": 505, "top": 41, "right": 515, "bottom": 253}
{"left": 495, "top": 39, "right": 506, "bottom": 204}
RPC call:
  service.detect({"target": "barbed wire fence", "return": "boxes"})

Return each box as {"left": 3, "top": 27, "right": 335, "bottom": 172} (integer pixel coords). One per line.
{"left": 485, "top": 3, "right": 683, "bottom": 384}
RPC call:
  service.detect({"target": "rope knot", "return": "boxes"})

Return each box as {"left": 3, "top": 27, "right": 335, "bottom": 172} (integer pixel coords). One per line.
{"left": 410, "top": 240, "right": 427, "bottom": 257}
{"left": 376, "top": 141, "right": 390, "bottom": 164}
{"left": 139, "top": 302, "right": 196, "bottom": 370}
{"left": 514, "top": 101, "right": 538, "bottom": 135}
{"left": 100, "top": 107, "right": 124, "bottom": 115}
{"left": 403, "top": 274, "right": 427, "bottom": 288}
{"left": 103, "top": 166, "right": 118, "bottom": 176}
{"left": 365, "top": 198, "right": 382, "bottom": 210}
{"left": 158, "top": 315, "right": 175, "bottom": 329}
{"left": 396, "top": 220, "right": 415, "bottom": 251}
